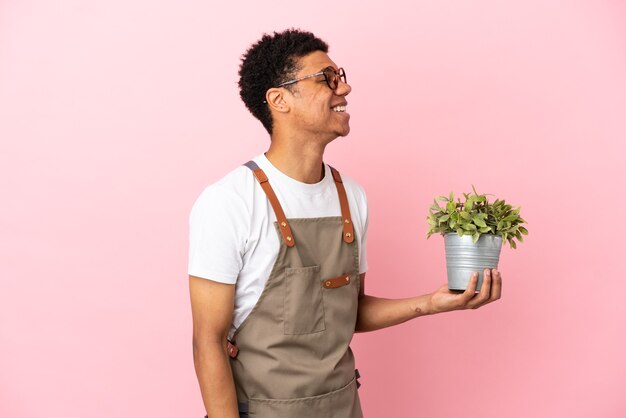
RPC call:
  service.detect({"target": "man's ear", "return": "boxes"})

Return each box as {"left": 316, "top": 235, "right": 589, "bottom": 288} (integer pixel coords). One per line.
{"left": 265, "top": 88, "right": 290, "bottom": 114}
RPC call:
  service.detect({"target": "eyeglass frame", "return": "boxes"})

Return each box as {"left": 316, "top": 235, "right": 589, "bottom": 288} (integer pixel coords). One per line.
{"left": 262, "top": 66, "right": 347, "bottom": 104}
{"left": 276, "top": 66, "right": 346, "bottom": 90}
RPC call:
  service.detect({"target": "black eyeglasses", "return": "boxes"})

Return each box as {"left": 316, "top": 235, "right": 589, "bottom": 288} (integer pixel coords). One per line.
{"left": 277, "top": 66, "right": 347, "bottom": 90}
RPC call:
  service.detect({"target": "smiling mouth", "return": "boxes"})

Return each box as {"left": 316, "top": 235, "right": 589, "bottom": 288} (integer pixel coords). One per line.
{"left": 331, "top": 105, "right": 347, "bottom": 112}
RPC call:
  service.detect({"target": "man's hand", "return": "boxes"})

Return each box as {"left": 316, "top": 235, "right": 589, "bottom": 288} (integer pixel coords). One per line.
{"left": 428, "top": 268, "right": 502, "bottom": 314}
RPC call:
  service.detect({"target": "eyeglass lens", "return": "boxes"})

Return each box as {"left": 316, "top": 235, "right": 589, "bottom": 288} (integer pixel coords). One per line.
{"left": 324, "top": 67, "right": 346, "bottom": 90}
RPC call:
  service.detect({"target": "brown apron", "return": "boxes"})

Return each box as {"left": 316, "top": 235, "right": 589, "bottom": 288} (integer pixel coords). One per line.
{"left": 223, "top": 160, "right": 363, "bottom": 418}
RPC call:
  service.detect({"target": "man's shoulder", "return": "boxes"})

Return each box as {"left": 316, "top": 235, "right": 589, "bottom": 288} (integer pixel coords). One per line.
{"left": 212, "top": 163, "right": 255, "bottom": 194}
{"left": 191, "top": 163, "right": 257, "bottom": 214}
{"left": 334, "top": 168, "right": 367, "bottom": 202}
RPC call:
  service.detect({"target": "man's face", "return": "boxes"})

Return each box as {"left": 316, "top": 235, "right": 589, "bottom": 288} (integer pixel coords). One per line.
{"left": 285, "top": 51, "right": 352, "bottom": 141}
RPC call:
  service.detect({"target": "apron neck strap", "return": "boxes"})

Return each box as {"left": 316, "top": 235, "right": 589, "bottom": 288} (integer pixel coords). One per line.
{"left": 329, "top": 166, "right": 355, "bottom": 244}
{"left": 243, "top": 161, "right": 356, "bottom": 246}
{"left": 244, "top": 161, "right": 295, "bottom": 247}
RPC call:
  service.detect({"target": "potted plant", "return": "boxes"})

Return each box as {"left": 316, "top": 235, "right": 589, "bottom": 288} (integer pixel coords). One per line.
{"left": 427, "top": 186, "right": 528, "bottom": 291}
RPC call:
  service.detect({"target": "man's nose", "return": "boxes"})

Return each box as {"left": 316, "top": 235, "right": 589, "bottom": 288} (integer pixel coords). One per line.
{"left": 335, "top": 79, "right": 352, "bottom": 96}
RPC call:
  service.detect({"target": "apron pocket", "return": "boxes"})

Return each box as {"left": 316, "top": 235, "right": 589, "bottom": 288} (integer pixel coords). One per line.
{"left": 248, "top": 377, "right": 361, "bottom": 418}
{"left": 284, "top": 265, "right": 325, "bottom": 335}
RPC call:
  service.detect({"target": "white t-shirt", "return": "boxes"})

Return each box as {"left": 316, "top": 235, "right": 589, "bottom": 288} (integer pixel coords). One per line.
{"left": 188, "top": 153, "right": 369, "bottom": 339}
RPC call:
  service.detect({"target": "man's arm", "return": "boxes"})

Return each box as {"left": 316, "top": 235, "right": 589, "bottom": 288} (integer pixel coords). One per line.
{"left": 189, "top": 275, "right": 240, "bottom": 418}
{"left": 355, "top": 269, "right": 502, "bottom": 332}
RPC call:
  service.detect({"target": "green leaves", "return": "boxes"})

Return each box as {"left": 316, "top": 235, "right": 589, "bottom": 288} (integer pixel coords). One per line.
{"left": 472, "top": 214, "right": 487, "bottom": 228}
{"left": 426, "top": 187, "right": 528, "bottom": 249}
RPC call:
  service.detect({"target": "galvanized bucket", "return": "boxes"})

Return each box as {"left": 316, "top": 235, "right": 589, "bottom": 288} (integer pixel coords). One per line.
{"left": 444, "top": 233, "right": 502, "bottom": 291}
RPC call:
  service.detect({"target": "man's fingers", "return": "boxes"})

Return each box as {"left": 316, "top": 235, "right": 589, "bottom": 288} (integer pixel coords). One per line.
{"left": 462, "top": 273, "right": 479, "bottom": 304}
{"left": 473, "top": 269, "right": 502, "bottom": 309}
{"left": 470, "top": 269, "right": 492, "bottom": 309}
{"left": 489, "top": 269, "right": 502, "bottom": 302}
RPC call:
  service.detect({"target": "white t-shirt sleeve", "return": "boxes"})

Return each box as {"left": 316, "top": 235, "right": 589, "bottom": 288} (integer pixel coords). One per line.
{"left": 188, "top": 184, "right": 249, "bottom": 284}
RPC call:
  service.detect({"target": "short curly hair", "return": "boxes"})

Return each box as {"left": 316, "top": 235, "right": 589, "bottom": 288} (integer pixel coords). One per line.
{"left": 238, "top": 29, "right": 329, "bottom": 134}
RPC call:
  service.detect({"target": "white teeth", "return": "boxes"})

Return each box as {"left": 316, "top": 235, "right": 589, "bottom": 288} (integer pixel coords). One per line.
{"left": 332, "top": 105, "right": 346, "bottom": 112}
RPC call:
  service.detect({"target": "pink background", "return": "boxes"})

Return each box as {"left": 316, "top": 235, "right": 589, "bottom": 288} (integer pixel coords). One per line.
{"left": 1, "top": 1, "right": 625, "bottom": 417}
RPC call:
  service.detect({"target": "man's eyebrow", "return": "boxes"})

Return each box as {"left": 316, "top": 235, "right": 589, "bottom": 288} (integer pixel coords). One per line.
{"left": 314, "top": 65, "right": 336, "bottom": 73}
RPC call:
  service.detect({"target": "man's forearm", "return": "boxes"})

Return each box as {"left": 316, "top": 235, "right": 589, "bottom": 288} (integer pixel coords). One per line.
{"left": 193, "top": 340, "right": 240, "bottom": 418}
{"left": 355, "top": 293, "right": 434, "bottom": 332}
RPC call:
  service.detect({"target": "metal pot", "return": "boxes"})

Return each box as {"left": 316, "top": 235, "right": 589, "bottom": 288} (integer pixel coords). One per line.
{"left": 444, "top": 233, "right": 503, "bottom": 291}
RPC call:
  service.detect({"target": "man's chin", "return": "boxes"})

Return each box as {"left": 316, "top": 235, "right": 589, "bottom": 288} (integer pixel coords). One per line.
{"left": 337, "top": 125, "right": 351, "bottom": 137}
{"left": 324, "top": 125, "right": 350, "bottom": 143}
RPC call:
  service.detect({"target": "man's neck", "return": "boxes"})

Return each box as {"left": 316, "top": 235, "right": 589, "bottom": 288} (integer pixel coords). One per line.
{"left": 265, "top": 132, "right": 328, "bottom": 184}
